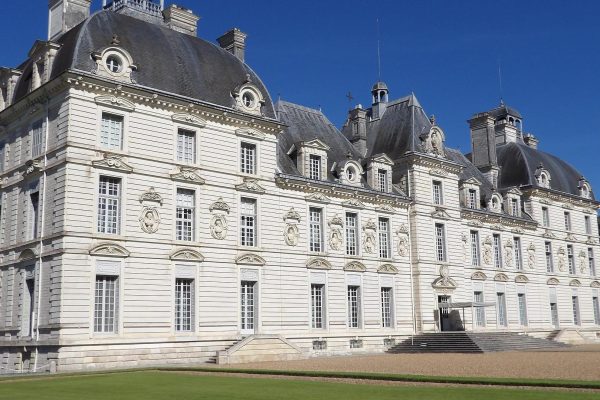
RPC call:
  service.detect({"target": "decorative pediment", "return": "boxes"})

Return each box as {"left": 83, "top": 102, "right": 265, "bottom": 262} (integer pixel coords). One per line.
{"left": 547, "top": 277, "right": 560, "bottom": 286}
{"left": 512, "top": 228, "right": 524, "bottom": 234}
{"left": 18, "top": 248, "right": 38, "bottom": 261}
{"left": 570, "top": 279, "right": 582, "bottom": 287}
{"left": 543, "top": 229, "right": 557, "bottom": 239}
{"left": 431, "top": 207, "right": 451, "bottom": 220}
{"left": 565, "top": 233, "right": 577, "bottom": 242}
{"left": 432, "top": 265, "right": 457, "bottom": 290}
{"left": 461, "top": 177, "right": 481, "bottom": 186}
{"left": 342, "top": 199, "right": 365, "bottom": 209}
{"left": 235, "top": 253, "right": 266, "bottom": 266}
{"left": 170, "top": 248, "right": 205, "bottom": 262}
{"left": 139, "top": 187, "right": 163, "bottom": 205}
{"left": 301, "top": 138, "right": 330, "bottom": 151}
{"left": 22, "top": 159, "right": 42, "bottom": 177}
{"left": 587, "top": 236, "right": 597, "bottom": 245}
{"left": 428, "top": 168, "right": 448, "bottom": 177}
{"left": 377, "top": 264, "right": 398, "bottom": 274}
{"left": 396, "top": 224, "right": 409, "bottom": 235}
{"left": 92, "top": 153, "right": 133, "bottom": 173}
{"left": 491, "top": 224, "right": 504, "bottom": 231}
{"left": 562, "top": 203, "right": 574, "bottom": 210}
{"left": 370, "top": 153, "right": 394, "bottom": 165}
{"left": 89, "top": 242, "right": 130, "bottom": 258}
{"left": 235, "top": 178, "right": 266, "bottom": 194}
{"left": 505, "top": 187, "right": 523, "bottom": 196}
{"left": 471, "top": 271, "right": 487, "bottom": 281}
{"left": 539, "top": 198, "right": 552, "bottom": 205}
{"left": 591, "top": 281, "right": 600, "bottom": 288}
{"left": 494, "top": 273, "right": 509, "bottom": 282}
{"left": 209, "top": 197, "right": 230, "bottom": 213}
{"left": 306, "top": 257, "right": 332, "bottom": 270}
{"left": 515, "top": 274, "right": 529, "bottom": 283}
{"left": 94, "top": 95, "right": 135, "bottom": 112}
{"left": 328, "top": 215, "right": 343, "bottom": 227}
{"left": 344, "top": 261, "right": 366, "bottom": 272}
{"left": 362, "top": 219, "right": 377, "bottom": 231}
{"left": 170, "top": 167, "right": 206, "bottom": 184}
{"left": 236, "top": 128, "right": 265, "bottom": 140}
{"left": 171, "top": 112, "right": 207, "bottom": 128}
{"left": 306, "top": 192, "right": 331, "bottom": 203}
{"left": 375, "top": 204, "right": 395, "bottom": 213}
{"left": 283, "top": 208, "right": 301, "bottom": 222}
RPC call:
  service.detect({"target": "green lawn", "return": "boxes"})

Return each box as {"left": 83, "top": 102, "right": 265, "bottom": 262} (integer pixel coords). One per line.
{"left": 0, "top": 371, "right": 597, "bottom": 400}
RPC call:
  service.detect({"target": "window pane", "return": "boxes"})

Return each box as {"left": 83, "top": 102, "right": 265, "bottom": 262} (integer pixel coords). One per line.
{"left": 94, "top": 275, "right": 118, "bottom": 333}
{"left": 309, "top": 208, "right": 323, "bottom": 252}
{"left": 175, "top": 279, "right": 193, "bottom": 332}
{"left": 435, "top": 224, "right": 446, "bottom": 262}
{"left": 347, "top": 285, "right": 360, "bottom": 328}
{"left": 100, "top": 113, "right": 123, "bottom": 150}
{"left": 381, "top": 287, "right": 392, "bottom": 328}
{"left": 378, "top": 218, "right": 390, "bottom": 259}
{"left": 309, "top": 154, "right": 321, "bottom": 180}
{"left": 311, "top": 284, "right": 324, "bottom": 329}
{"left": 240, "top": 142, "right": 256, "bottom": 174}
{"left": 241, "top": 198, "right": 257, "bottom": 246}
{"left": 345, "top": 213, "right": 358, "bottom": 256}
{"left": 177, "top": 129, "right": 196, "bottom": 164}
{"left": 176, "top": 189, "right": 195, "bottom": 241}
{"left": 97, "top": 176, "right": 121, "bottom": 234}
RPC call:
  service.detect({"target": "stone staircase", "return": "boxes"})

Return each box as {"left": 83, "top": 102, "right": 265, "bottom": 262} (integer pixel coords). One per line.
{"left": 388, "top": 331, "right": 570, "bottom": 354}
{"left": 215, "top": 334, "right": 307, "bottom": 364}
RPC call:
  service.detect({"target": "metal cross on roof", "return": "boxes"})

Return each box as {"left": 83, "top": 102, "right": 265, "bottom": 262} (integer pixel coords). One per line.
{"left": 346, "top": 92, "right": 354, "bottom": 104}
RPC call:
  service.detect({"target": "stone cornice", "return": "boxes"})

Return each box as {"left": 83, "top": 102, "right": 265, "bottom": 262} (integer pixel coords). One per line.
{"left": 397, "top": 151, "right": 464, "bottom": 175}
{"left": 523, "top": 186, "right": 600, "bottom": 209}
{"left": 461, "top": 208, "right": 538, "bottom": 230}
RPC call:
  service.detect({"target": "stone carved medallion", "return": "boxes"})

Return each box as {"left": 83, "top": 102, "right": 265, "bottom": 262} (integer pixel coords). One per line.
{"left": 283, "top": 208, "right": 301, "bottom": 246}
{"left": 328, "top": 215, "right": 343, "bottom": 251}
{"left": 504, "top": 239, "right": 514, "bottom": 268}
{"left": 557, "top": 247, "right": 566, "bottom": 272}
{"left": 578, "top": 250, "right": 587, "bottom": 274}
{"left": 482, "top": 236, "right": 493, "bottom": 265}
{"left": 396, "top": 224, "right": 410, "bottom": 257}
{"left": 432, "top": 264, "right": 456, "bottom": 290}
{"left": 527, "top": 243, "right": 536, "bottom": 269}
{"left": 138, "top": 187, "right": 162, "bottom": 234}
{"left": 461, "top": 232, "right": 469, "bottom": 262}
{"left": 362, "top": 219, "right": 377, "bottom": 254}
{"left": 209, "top": 197, "right": 230, "bottom": 240}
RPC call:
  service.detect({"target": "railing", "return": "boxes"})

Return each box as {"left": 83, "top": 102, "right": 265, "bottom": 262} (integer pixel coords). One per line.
{"left": 105, "top": 0, "right": 164, "bottom": 18}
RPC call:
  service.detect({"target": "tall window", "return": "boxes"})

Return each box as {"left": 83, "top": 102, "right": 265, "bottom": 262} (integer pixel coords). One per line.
{"left": 545, "top": 242, "right": 554, "bottom": 273}
{"left": 29, "top": 191, "right": 40, "bottom": 240}
{"left": 311, "top": 284, "right": 324, "bottom": 329}
{"left": 23, "top": 279, "right": 35, "bottom": 337}
{"left": 518, "top": 293, "right": 528, "bottom": 326}
{"left": 470, "top": 230, "right": 480, "bottom": 266}
{"left": 567, "top": 245, "right": 575, "bottom": 275}
{"left": 0, "top": 143, "right": 5, "bottom": 172}
{"left": 377, "top": 169, "right": 388, "bottom": 192}
{"left": 176, "top": 129, "right": 196, "bottom": 164}
{"left": 378, "top": 217, "right": 390, "bottom": 259}
{"left": 432, "top": 181, "right": 443, "bottom": 205}
{"left": 572, "top": 295, "right": 581, "bottom": 326}
{"left": 31, "top": 120, "right": 43, "bottom": 158}
{"left": 542, "top": 207, "right": 550, "bottom": 227}
{"left": 493, "top": 234, "right": 502, "bottom": 268}
{"left": 497, "top": 292, "right": 507, "bottom": 327}
{"left": 240, "top": 142, "right": 256, "bottom": 174}
{"left": 585, "top": 216, "right": 592, "bottom": 235}
{"left": 467, "top": 189, "right": 478, "bottom": 209}
{"left": 549, "top": 288, "right": 559, "bottom": 329}
{"left": 510, "top": 198, "right": 519, "bottom": 216}
{"left": 381, "top": 287, "right": 393, "bottom": 328}
{"left": 514, "top": 237, "right": 523, "bottom": 270}
{"left": 593, "top": 295, "right": 600, "bottom": 326}
{"left": 240, "top": 198, "right": 257, "bottom": 246}
{"left": 309, "top": 207, "right": 323, "bottom": 253}
{"left": 474, "top": 291, "right": 485, "bottom": 327}
{"left": 589, "top": 248, "right": 596, "bottom": 277}
{"left": 564, "top": 211, "right": 571, "bottom": 231}
{"left": 347, "top": 285, "right": 361, "bottom": 328}
{"left": 345, "top": 213, "right": 358, "bottom": 256}
{"left": 100, "top": 113, "right": 123, "bottom": 150}
{"left": 435, "top": 223, "right": 446, "bottom": 262}
{"left": 309, "top": 154, "right": 321, "bottom": 180}
{"left": 97, "top": 176, "right": 120, "bottom": 234}
{"left": 176, "top": 189, "right": 195, "bottom": 241}
{"left": 94, "top": 275, "right": 118, "bottom": 333}
{"left": 175, "top": 278, "right": 193, "bottom": 332}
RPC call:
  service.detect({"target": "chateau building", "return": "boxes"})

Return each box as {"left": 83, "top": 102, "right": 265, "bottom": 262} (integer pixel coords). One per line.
{"left": 1, "top": 1, "right": 599, "bottom": 372}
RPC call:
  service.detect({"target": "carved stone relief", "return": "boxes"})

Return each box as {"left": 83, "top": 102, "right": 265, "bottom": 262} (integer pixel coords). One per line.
{"left": 328, "top": 215, "right": 343, "bottom": 251}
{"left": 527, "top": 243, "right": 536, "bottom": 269}
{"left": 396, "top": 224, "right": 409, "bottom": 257}
{"left": 209, "top": 197, "right": 230, "bottom": 240}
{"left": 504, "top": 239, "right": 514, "bottom": 268}
{"left": 461, "top": 232, "right": 469, "bottom": 262}
{"left": 432, "top": 264, "right": 457, "bottom": 290}
{"left": 362, "top": 219, "right": 377, "bottom": 254}
{"left": 578, "top": 250, "right": 587, "bottom": 274}
{"left": 482, "top": 236, "right": 493, "bottom": 265}
{"left": 283, "top": 207, "right": 301, "bottom": 246}
{"left": 557, "top": 246, "right": 566, "bottom": 272}
{"left": 138, "top": 187, "right": 162, "bottom": 234}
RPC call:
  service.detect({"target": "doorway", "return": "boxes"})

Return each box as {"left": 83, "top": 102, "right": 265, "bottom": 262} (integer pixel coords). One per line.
{"left": 438, "top": 295, "right": 451, "bottom": 331}
{"left": 240, "top": 280, "right": 256, "bottom": 335}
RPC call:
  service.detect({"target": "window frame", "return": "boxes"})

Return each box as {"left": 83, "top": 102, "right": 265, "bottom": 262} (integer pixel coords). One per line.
{"left": 432, "top": 180, "right": 443, "bottom": 205}
{"left": 98, "top": 111, "right": 126, "bottom": 152}
{"left": 380, "top": 286, "right": 394, "bottom": 328}
{"left": 240, "top": 196, "right": 258, "bottom": 247}
{"left": 347, "top": 284, "right": 362, "bottom": 329}
{"left": 175, "top": 127, "right": 197, "bottom": 165}
{"left": 30, "top": 119, "right": 43, "bottom": 159}
{"left": 470, "top": 230, "right": 480, "bottom": 266}
{"left": 308, "top": 154, "right": 322, "bottom": 180}
{"left": 434, "top": 223, "right": 447, "bottom": 262}
{"left": 96, "top": 175, "right": 123, "bottom": 236}
{"left": 377, "top": 169, "right": 388, "bottom": 192}
{"left": 514, "top": 237, "right": 523, "bottom": 270}
{"left": 492, "top": 233, "right": 503, "bottom": 269}
{"left": 564, "top": 211, "right": 572, "bottom": 232}
{"left": 310, "top": 283, "right": 326, "bottom": 329}
{"left": 175, "top": 188, "right": 196, "bottom": 242}
{"left": 378, "top": 217, "right": 391, "bottom": 259}
{"left": 545, "top": 241, "right": 554, "bottom": 273}
{"left": 308, "top": 206, "right": 324, "bottom": 253}
{"left": 92, "top": 266, "right": 120, "bottom": 335}
{"left": 174, "top": 278, "right": 194, "bottom": 333}
{"left": 542, "top": 206, "right": 550, "bottom": 228}
{"left": 567, "top": 244, "right": 575, "bottom": 275}
{"left": 589, "top": 248, "right": 596, "bottom": 277}
{"left": 345, "top": 212, "right": 359, "bottom": 256}
{"left": 239, "top": 140, "right": 258, "bottom": 176}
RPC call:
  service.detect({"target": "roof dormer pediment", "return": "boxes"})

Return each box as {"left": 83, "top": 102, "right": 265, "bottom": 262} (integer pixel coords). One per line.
{"left": 369, "top": 153, "right": 394, "bottom": 166}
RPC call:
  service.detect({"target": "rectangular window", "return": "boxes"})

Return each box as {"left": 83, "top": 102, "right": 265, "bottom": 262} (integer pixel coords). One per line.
{"left": 593, "top": 295, "right": 600, "bottom": 326}
{"left": 542, "top": 207, "right": 550, "bottom": 227}
{"left": 311, "top": 284, "right": 324, "bottom": 329}
{"left": 94, "top": 275, "right": 118, "bottom": 333}
{"left": 378, "top": 217, "right": 391, "bottom": 259}
{"left": 567, "top": 245, "right": 575, "bottom": 275}
{"left": 176, "top": 189, "right": 195, "bottom": 241}
{"left": 381, "top": 287, "right": 393, "bottom": 328}
{"left": 467, "top": 189, "right": 478, "bottom": 209}
{"left": 240, "top": 198, "right": 257, "bottom": 247}
{"left": 589, "top": 248, "right": 596, "bottom": 277}
{"left": 518, "top": 293, "right": 528, "bottom": 326}
{"left": 29, "top": 191, "right": 39, "bottom": 240}
{"left": 497, "top": 292, "right": 507, "bottom": 327}
{"left": 474, "top": 291, "right": 485, "bottom": 327}
{"left": 309, "top": 207, "right": 323, "bottom": 253}
{"left": 564, "top": 211, "right": 571, "bottom": 231}
{"left": 514, "top": 237, "right": 523, "bottom": 270}
{"left": 31, "top": 120, "right": 43, "bottom": 158}
{"left": 432, "top": 181, "right": 443, "bottom": 205}
{"left": 175, "top": 278, "right": 193, "bottom": 332}
{"left": 511, "top": 198, "right": 519, "bottom": 216}
{"left": 309, "top": 154, "right": 321, "bottom": 180}
{"left": 100, "top": 113, "right": 123, "bottom": 150}
{"left": 493, "top": 234, "right": 502, "bottom": 268}
{"left": 470, "top": 230, "right": 480, "bottom": 266}
{"left": 345, "top": 213, "right": 358, "bottom": 256}
{"left": 585, "top": 216, "right": 592, "bottom": 235}
{"left": 240, "top": 142, "right": 256, "bottom": 175}
{"left": 176, "top": 129, "right": 196, "bottom": 164}
{"left": 545, "top": 242, "right": 554, "bottom": 273}
{"left": 347, "top": 285, "right": 361, "bottom": 328}
{"left": 97, "top": 176, "right": 121, "bottom": 234}
{"left": 572, "top": 295, "right": 581, "bottom": 326}
{"left": 435, "top": 223, "right": 446, "bottom": 262}
{"left": 0, "top": 143, "right": 5, "bottom": 172}
{"left": 377, "top": 169, "right": 388, "bottom": 192}
{"left": 240, "top": 281, "right": 256, "bottom": 332}
{"left": 23, "top": 279, "right": 35, "bottom": 337}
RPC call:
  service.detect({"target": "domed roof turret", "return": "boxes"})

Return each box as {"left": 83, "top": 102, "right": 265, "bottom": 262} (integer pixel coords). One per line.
{"left": 371, "top": 81, "right": 388, "bottom": 92}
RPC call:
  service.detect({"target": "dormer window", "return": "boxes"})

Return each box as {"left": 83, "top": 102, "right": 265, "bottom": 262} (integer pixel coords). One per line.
{"left": 309, "top": 154, "right": 322, "bottom": 180}
{"left": 339, "top": 160, "right": 363, "bottom": 187}
{"left": 367, "top": 154, "right": 393, "bottom": 193}
{"left": 579, "top": 179, "right": 592, "bottom": 199}
{"left": 467, "top": 189, "right": 478, "bottom": 209}
{"left": 242, "top": 91, "right": 256, "bottom": 109}
{"left": 504, "top": 188, "right": 522, "bottom": 217}
{"left": 290, "top": 139, "right": 330, "bottom": 181}
{"left": 346, "top": 165, "right": 357, "bottom": 182}
{"left": 377, "top": 169, "right": 388, "bottom": 192}
{"left": 511, "top": 198, "right": 519, "bottom": 217}
{"left": 460, "top": 178, "right": 481, "bottom": 210}
{"left": 106, "top": 55, "right": 123, "bottom": 73}
{"left": 535, "top": 164, "right": 551, "bottom": 189}
{"left": 92, "top": 44, "right": 136, "bottom": 83}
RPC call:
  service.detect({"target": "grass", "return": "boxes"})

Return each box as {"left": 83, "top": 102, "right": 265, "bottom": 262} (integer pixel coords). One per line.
{"left": 0, "top": 371, "right": 598, "bottom": 400}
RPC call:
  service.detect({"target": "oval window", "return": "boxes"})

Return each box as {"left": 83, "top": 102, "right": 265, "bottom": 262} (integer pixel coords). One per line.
{"left": 242, "top": 91, "right": 256, "bottom": 108}
{"left": 106, "top": 55, "right": 123, "bottom": 73}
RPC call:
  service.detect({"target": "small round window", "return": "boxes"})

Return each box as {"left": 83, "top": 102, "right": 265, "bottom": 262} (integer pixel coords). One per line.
{"left": 105, "top": 55, "right": 123, "bottom": 74}
{"left": 346, "top": 166, "right": 356, "bottom": 181}
{"left": 242, "top": 91, "right": 256, "bottom": 109}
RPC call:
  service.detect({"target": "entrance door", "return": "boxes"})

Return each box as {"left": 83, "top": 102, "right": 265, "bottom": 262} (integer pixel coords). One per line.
{"left": 474, "top": 291, "right": 486, "bottom": 328}
{"left": 497, "top": 292, "right": 507, "bottom": 327}
{"left": 240, "top": 281, "right": 256, "bottom": 335}
{"left": 438, "top": 295, "right": 451, "bottom": 331}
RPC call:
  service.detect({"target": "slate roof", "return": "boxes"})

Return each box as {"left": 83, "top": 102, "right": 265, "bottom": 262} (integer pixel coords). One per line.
{"left": 12, "top": 10, "right": 276, "bottom": 118}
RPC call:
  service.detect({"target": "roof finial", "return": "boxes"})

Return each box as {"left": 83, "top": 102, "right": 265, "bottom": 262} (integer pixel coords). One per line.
{"left": 376, "top": 17, "right": 382, "bottom": 81}
{"left": 429, "top": 114, "right": 436, "bottom": 125}
{"left": 111, "top": 34, "right": 120, "bottom": 46}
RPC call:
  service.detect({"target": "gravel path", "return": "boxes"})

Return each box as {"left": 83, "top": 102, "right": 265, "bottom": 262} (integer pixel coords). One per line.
{"left": 230, "top": 345, "right": 600, "bottom": 381}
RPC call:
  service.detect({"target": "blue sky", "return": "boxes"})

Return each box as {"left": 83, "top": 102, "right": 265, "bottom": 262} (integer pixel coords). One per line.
{"left": 2, "top": 0, "right": 599, "bottom": 193}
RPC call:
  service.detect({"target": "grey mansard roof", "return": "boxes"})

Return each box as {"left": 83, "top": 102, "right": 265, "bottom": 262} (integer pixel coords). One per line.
{"left": 13, "top": 10, "right": 276, "bottom": 118}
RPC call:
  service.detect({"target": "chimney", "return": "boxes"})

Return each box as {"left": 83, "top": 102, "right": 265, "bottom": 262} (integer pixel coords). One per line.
{"left": 217, "top": 29, "right": 247, "bottom": 62}
{"left": 523, "top": 133, "right": 539, "bottom": 149}
{"left": 469, "top": 112, "right": 500, "bottom": 187}
{"left": 163, "top": 4, "right": 200, "bottom": 36}
{"left": 348, "top": 105, "right": 368, "bottom": 156}
{"left": 48, "top": 0, "right": 92, "bottom": 41}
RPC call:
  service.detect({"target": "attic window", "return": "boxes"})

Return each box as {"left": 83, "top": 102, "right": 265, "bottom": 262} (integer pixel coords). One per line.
{"left": 106, "top": 55, "right": 123, "bottom": 74}
{"left": 346, "top": 166, "right": 357, "bottom": 182}
{"left": 242, "top": 91, "right": 256, "bottom": 108}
